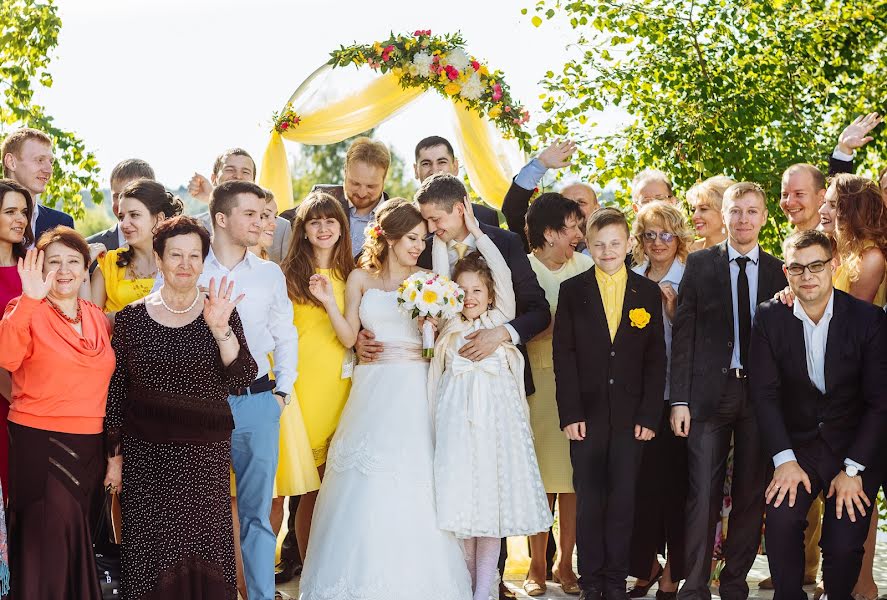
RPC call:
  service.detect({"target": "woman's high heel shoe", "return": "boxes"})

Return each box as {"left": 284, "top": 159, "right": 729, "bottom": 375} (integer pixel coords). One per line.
{"left": 628, "top": 564, "right": 664, "bottom": 598}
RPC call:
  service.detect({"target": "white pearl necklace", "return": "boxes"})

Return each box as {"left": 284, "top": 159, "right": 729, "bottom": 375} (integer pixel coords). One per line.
{"left": 159, "top": 287, "right": 201, "bottom": 314}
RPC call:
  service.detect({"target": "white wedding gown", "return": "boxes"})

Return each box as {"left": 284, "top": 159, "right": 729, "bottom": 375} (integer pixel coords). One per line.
{"left": 298, "top": 288, "right": 473, "bottom": 600}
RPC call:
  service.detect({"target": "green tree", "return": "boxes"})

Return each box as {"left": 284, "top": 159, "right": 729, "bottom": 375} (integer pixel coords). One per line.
{"left": 528, "top": 0, "right": 887, "bottom": 252}
{"left": 1, "top": 0, "right": 101, "bottom": 218}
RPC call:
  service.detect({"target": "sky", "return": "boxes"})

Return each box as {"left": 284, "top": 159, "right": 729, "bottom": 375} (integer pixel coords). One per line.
{"left": 32, "top": 0, "right": 618, "bottom": 190}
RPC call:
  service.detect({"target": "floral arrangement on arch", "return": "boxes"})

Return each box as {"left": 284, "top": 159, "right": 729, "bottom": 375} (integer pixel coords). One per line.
{"left": 327, "top": 30, "right": 532, "bottom": 151}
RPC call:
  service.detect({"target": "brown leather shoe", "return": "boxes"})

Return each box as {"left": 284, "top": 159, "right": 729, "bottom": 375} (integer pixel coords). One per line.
{"left": 553, "top": 566, "right": 581, "bottom": 595}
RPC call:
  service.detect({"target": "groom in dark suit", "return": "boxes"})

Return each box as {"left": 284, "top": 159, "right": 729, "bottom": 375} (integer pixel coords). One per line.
{"left": 553, "top": 207, "right": 666, "bottom": 600}
{"left": 749, "top": 229, "right": 887, "bottom": 600}
{"left": 413, "top": 172, "right": 550, "bottom": 394}
{"left": 670, "top": 182, "right": 787, "bottom": 600}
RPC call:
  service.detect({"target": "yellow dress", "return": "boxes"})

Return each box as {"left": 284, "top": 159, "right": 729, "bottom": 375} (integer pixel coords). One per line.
{"left": 833, "top": 241, "right": 887, "bottom": 306}
{"left": 96, "top": 248, "right": 154, "bottom": 313}
{"left": 294, "top": 268, "right": 352, "bottom": 466}
{"left": 526, "top": 252, "right": 594, "bottom": 493}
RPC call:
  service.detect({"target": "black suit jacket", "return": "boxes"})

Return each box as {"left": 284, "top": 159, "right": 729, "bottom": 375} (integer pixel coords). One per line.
{"left": 670, "top": 242, "right": 787, "bottom": 421}
{"left": 553, "top": 268, "right": 666, "bottom": 431}
{"left": 86, "top": 225, "right": 121, "bottom": 252}
{"left": 501, "top": 179, "right": 536, "bottom": 253}
{"left": 418, "top": 222, "right": 550, "bottom": 394}
{"left": 749, "top": 291, "right": 887, "bottom": 469}
{"left": 35, "top": 203, "right": 74, "bottom": 239}
{"left": 828, "top": 154, "right": 854, "bottom": 177}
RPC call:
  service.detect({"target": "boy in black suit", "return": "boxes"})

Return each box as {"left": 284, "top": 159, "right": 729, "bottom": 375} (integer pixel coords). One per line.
{"left": 554, "top": 207, "right": 666, "bottom": 600}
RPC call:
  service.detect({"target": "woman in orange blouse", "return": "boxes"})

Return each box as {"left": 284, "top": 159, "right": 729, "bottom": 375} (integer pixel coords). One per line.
{"left": 0, "top": 227, "right": 116, "bottom": 600}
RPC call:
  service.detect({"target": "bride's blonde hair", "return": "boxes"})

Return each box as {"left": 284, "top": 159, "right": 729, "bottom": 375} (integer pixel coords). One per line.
{"left": 358, "top": 198, "right": 424, "bottom": 273}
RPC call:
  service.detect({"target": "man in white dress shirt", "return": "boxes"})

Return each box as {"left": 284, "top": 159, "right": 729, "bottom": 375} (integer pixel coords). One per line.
{"left": 749, "top": 229, "right": 887, "bottom": 600}
{"left": 203, "top": 180, "right": 299, "bottom": 600}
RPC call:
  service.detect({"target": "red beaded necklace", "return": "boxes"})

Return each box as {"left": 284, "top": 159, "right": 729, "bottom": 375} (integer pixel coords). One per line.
{"left": 46, "top": 297, "right": 82, "bottom": 325}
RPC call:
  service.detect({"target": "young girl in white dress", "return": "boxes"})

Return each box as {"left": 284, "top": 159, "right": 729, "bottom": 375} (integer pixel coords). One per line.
{"left": 429, "top": 201, "right": 553, "bottom": 600}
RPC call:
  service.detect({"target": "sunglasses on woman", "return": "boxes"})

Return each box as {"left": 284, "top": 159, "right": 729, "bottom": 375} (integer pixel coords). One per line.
{"left": 642, "top": 231, "right": 676, "bottom": 243}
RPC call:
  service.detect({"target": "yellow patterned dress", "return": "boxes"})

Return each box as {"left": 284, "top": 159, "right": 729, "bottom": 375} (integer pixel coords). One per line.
{"left": 96, "top": 248, "right": 154, "bottom": 313}
{"left": 293, "top": 269, "right": 352, "bottom": 466}
{"left": 527, "top": 252, "right": 594, "bottom": 493}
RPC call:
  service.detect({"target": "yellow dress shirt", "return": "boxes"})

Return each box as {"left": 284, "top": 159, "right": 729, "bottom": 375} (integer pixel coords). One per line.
{"left": 595, "top": 265, "right": 628, "bottom": 342}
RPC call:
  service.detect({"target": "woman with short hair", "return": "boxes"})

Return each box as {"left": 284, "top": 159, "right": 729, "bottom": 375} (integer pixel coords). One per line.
{"left": 626, "top": 202, "right": 693, "bottom": 599}
{"left": 0, "top": 226, "right": 116, "bottom": 599}
{"left": 103, "top": 215, "right": 257, "bottom": 599}
{"left": 523, "top": 192, "right": 592, "bottom": 596}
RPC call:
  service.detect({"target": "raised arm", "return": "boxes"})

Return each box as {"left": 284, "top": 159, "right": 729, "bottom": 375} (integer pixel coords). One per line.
{"left": 462, "top": 199, "right": 515, "bottom": 322}
{"left": 501, "top": 139, "right": 577, "bottom": 253}
{"left": 476, "top": 234, "right": 515, "bottom": 322}
{"left": 310, "top": 269, "right": 364, "bottom": 348}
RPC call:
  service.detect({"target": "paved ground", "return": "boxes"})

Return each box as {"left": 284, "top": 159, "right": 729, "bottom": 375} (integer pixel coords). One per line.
{"left": 276, "top": 540, "right": 887, "bottom": 599}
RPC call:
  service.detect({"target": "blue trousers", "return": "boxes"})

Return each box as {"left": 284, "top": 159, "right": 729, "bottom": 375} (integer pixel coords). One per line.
{"left": 229, "top": 390, "right": 281, "bottom": 600}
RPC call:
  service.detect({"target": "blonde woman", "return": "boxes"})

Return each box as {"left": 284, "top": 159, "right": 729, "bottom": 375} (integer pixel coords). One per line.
{"left": 628, "top": 202, "right": 694, "bottom": 599}
{"left": 687, "top": 176, "right": 734, "bottom": 252}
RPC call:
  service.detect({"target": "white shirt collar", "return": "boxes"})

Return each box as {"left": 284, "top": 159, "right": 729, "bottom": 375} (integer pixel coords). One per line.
{"left": 448, "top": 220, "right": 481, "bottom": 250}
{"left": 792, "top": 289, "right": 835, "bottom": 327}
{"left": 727, "top": 242, "right": 760, "bottom": 264}
{"left": 631, "top": 259, "right": 685, "bottom": 287}
{"left": 206, "top": 246, "right": 257, "bottom": 273}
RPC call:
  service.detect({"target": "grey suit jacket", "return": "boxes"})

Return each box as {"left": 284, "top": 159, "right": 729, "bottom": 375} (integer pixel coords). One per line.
{"left": 195, "top": 211, "right": 291, "bottom": 264}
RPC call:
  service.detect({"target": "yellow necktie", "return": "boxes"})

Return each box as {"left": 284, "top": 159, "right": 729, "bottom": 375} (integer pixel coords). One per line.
{"left": 454, "top": 242, "right": 469, "bottom": 260}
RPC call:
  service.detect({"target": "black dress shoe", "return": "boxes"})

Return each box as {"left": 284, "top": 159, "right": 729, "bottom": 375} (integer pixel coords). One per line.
{"left": 655, "top": 590, "right": 677, "bottom": 600}
{"left": 499, "top": 581, "right": 516, "bottom": 599}
{"left": 274, "top": 559, "right": 302, "bottom": 584}
{"left": 580, "top": 588, "right": 603, "bottom": 600}
{"left": 605, "top": 590, "right": 631, "bottom": 600}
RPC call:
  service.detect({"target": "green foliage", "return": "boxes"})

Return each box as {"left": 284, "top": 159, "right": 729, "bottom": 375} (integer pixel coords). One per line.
{"left": 290, "top": 131, "right": 417, "bottom": 204}
{"left": 529, "top": 0, "right": 887, "bottom": 253}
{"left": 74, "top": 206, "right": 114, "bottom": 237}
{"left": 0, "top": 0, "right": 101, "bottom": 219}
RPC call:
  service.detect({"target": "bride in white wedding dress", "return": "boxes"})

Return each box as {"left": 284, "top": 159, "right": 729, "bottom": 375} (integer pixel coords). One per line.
{"left": 298, "top": 199, "right": 472, "bottom": 600}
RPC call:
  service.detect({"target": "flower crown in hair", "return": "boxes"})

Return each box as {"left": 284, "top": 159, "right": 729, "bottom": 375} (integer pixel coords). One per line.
{"left": 365, "top": 224, "right": 384, "bottom": 240}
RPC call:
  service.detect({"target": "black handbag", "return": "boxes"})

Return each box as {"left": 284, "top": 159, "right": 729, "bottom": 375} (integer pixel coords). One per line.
{"left": 93, "top": 487, "right": 121, "bottom": 599}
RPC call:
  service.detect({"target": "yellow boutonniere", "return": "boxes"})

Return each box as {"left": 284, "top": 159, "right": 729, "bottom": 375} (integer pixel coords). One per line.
{"left": 629, "top": 308, "right": 651, "bottom": 329}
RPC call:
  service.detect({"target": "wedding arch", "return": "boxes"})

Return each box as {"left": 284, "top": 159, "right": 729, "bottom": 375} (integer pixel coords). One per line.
{"left": 258, "top": 31, "right": 530, "bottom": 210}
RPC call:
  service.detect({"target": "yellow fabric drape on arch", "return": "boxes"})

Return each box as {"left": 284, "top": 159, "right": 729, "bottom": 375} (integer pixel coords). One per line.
{"left": 260, "top": 64, "right": 524, "bottom": 211}
{"left": 451, "top": 102, "right": 523, "bottom": 209}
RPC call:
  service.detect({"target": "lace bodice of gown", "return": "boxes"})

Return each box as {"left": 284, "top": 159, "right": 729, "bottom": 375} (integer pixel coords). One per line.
{"left": 358, "top": 288, "right": 421, "bottom": 346}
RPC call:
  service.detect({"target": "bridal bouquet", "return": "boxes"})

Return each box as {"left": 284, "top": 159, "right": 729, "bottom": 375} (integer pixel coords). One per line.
{"left": 397, "top": 272, "right": 464, "bottom": 358}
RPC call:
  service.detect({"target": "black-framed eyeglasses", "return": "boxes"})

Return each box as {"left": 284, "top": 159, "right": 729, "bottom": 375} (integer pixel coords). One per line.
{"left": 785, "top": 259, "right": 831, "bottom": 276}
{"left": 642, "top": 231, "right": 676, "bottom": 243}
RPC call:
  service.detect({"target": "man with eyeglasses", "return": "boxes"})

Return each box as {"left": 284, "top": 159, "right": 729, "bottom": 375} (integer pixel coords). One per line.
{"left": 631, "top": 169, "right": 678, "bottom": 212}
{"left": 670, "top": 182, "right": 787, "bottom": 600}
{"left": 748, "top": 229, "right": 887, "bottom": 600}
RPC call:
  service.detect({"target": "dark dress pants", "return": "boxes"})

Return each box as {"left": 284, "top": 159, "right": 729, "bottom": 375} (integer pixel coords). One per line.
{"left": 765, "top": 438, "right": 880, "bottom": 600}
{"left": 629, "top": 412, "right": 688, "bottom": 580}
{"left": 678, "top": 377, "right": 766, "bottom": 600}
{"left": 279, "top": 495, "right": 303, "bottom": 565}
{"left": 571, "top": 426, "right": 645, "bottom": 594}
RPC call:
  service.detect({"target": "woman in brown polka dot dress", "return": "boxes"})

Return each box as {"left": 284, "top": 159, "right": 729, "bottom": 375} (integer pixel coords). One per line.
{"left": 103, "top": 217, "right": 257, "bottom": 600}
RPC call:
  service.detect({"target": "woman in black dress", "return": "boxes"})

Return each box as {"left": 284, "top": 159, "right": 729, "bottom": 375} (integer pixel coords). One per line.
{"left": 103, "top": 216, "right": 257, "bottom": 599}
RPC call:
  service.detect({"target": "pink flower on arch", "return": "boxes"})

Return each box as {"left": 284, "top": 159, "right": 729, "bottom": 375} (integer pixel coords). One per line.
{"left": 491, "top": 83, "right": 503, "bottom": 101}
{"left": 445, "top": 65, "right": 459, "bottom": 81}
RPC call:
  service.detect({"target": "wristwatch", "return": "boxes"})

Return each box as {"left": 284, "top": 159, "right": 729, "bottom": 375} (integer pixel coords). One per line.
{"left": 845, "top": 464, "right": 860, "bottom": 478}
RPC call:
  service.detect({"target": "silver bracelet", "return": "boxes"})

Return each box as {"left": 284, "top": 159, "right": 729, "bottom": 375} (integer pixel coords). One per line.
{"left": 213, "top": 327, "right": 233, "bottom": 342}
